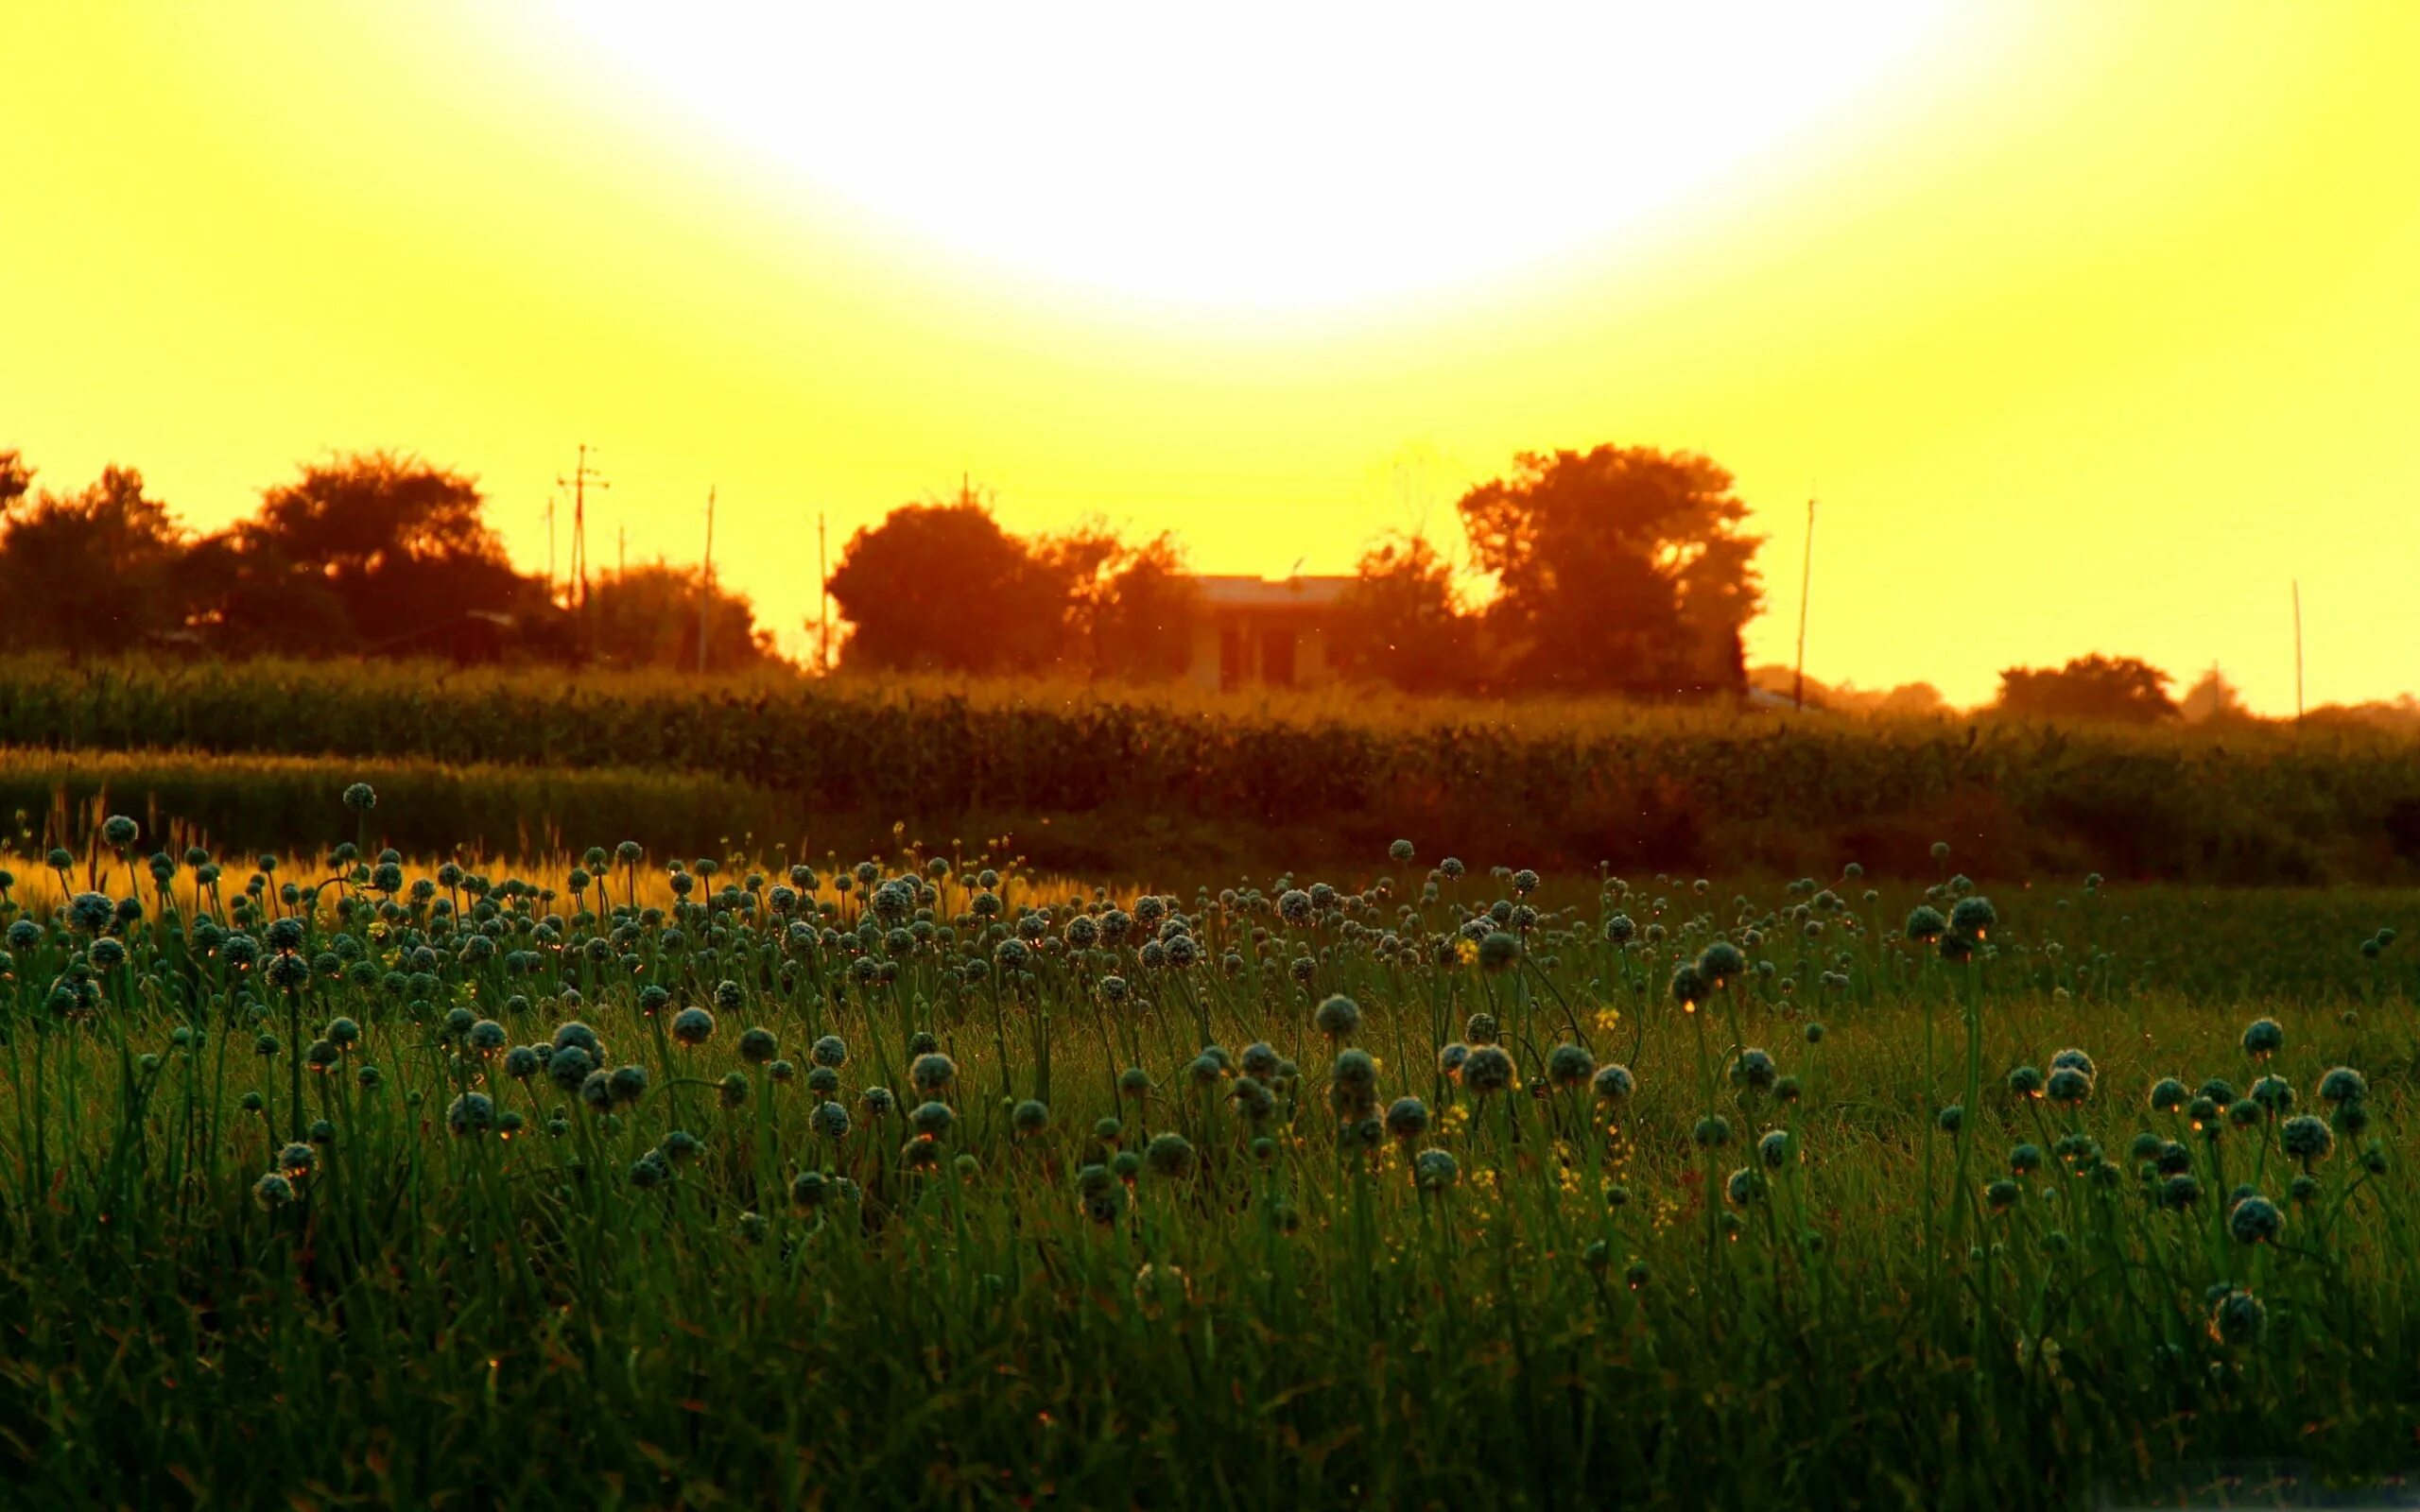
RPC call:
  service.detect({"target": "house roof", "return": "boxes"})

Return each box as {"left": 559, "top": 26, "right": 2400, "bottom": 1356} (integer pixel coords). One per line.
{"left": 1192, "top": 574, "right": 1353, "bottom": 610}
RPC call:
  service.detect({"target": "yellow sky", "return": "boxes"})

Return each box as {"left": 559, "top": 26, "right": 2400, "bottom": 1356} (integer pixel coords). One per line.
{"left": 5, "top": 3, "right": 2416, "bottom": 712}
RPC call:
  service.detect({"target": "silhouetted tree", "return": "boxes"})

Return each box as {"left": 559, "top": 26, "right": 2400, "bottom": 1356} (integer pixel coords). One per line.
{"left": 1329, "top": 533, "right": 1474, "bottom": 694}
{"left": 825, "top": 489, "right": 1072, "bottom": 675}
{"left": 1997, "top": 654, "right": 2179, "bottom": 724}
{"left": 1457, "top": 444, "right": 1759, "bottom": 698}
{"left": 0, "top": 464, "right": 196, "bottom": 654}
{"left": 196, "top": 451, "right": 549, "bottom": 655}
{"left": 1048, "top": 523, "right": 1200, "bottom": 679}
{"left": 585, "top": 562, "right": 777, "bottom": 673}
{"left": 0, "top": 451, "right": 30, "bottom": 517}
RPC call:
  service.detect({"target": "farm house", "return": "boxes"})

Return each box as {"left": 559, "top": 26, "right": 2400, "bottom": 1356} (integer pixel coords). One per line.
{"left": 1184, "top": 574, "right": 1352, "bottom": 691}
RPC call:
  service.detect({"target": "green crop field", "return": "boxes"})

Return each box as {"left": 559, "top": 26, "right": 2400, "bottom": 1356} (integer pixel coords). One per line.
{"left": 6, "top": 656, "right": 2419, "bottom": 882}
{"left": 1, "top": 786, "right": 2416, "bottom": 1507}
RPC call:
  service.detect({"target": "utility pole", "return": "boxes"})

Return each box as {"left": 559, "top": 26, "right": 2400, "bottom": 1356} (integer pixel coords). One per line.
{"left": 543, "top": 494, "right": 558, "bottom": 598}
{"left": 816, "top": 509, "right": 832, "bottom": 675}
{"left": 557, "top": 443, "right": 610, "bottom": 625}
{"left": 698, "top": 486, "right": 717, "bottom": 676}
{"left": 1792, "top": 496, "right": 1816, "bottom": 713}
{"left": 2292, "top": 580, "right": 2305, "bottom": 723}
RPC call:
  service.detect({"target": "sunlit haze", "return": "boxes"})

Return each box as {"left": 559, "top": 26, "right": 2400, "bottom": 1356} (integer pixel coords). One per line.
{"left": 5, "top": 2, "right": 2415, "bottom": 710}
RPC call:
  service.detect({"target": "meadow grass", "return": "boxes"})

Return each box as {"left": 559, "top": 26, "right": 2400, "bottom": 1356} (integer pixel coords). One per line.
{"left": 0, "top": 810, "right": 2414, "bottom": 1508}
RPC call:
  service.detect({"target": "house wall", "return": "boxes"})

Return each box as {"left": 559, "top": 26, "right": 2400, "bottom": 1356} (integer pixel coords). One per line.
{"left": 1186, "top": 610, "right": 1337, "bottom": 691}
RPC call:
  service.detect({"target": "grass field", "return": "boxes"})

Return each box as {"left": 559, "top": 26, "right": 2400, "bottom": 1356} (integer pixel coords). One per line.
{"left": 1, "top": 794, "right": 2415, "bottom": 1507}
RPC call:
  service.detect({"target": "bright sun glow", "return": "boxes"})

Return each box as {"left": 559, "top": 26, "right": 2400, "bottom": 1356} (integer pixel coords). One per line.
{"left": 554, "top": 1, "right": 1957, "bottom": 310}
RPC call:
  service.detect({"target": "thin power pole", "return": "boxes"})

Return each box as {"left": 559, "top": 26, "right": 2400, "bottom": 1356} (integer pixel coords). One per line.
{"left": 698, "top": 486, "right": 717, "bottom": 676}
{"left": 2292, "top": 579, "right": 2305, "bottom": 723}
{"left": 817, "top": 510, "right": 831, "bottom": 674}
{"left": 558, "top": 444, "right": 610, "bottom": 650}
{"left": 1792, "top": 496, "right": 1816, "bottom": 712}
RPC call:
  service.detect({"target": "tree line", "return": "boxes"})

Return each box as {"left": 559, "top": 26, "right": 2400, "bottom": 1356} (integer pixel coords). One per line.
{"left": 0, "top": 449, "right": 775, "bottom": 671}
{"left": 15, "top": 438, "right": 2315, "bottom": 721}
{"left": 0, "top": 441, "right": 1771, "bottom": 699}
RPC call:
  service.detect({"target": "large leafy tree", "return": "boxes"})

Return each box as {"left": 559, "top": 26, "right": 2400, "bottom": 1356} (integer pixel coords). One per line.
{"left": 0, "top": 463, "right": 196, "bottom": 654}
{"left": 1047, "top": 522, "right": 1200, "bottom": 680}
{"left": 1456, "top": 445, "right": 1760, "bottom": 698}
{"left": 824, "top": 490, "right": 1075, "bottom": 675}
{"left": 1329, "top": 533, "right": 1474, "bottom": 695}
{"left": 199, "top": 451, "right": 548, "bottom": 654}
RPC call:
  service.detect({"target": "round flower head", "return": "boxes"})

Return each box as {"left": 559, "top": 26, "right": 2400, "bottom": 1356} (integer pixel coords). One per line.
{"left": 1592, "top": 1062, "right": 1635, "bottom": 1104}
{"left": 2199, "top": 1077, "right": 2238, "bottom": 1107}
{"left": 279, "top": 1143, "right": 317, "bottom": 1177}
{"left": 2229, "top": 1194, "right": 2282, "bottom": 1245}
{"left": 1437, "top": 1042, "right": 1471, "bottom": 1077}
{"left": 1731, "top": 1048, "right": 1778, "bottom": 1093}
{"left": 1698, "top": 941, "right": 1746, "bottom": 988}
{"left": 2319, "top": 1066, "right": 2367, "bottom": 1106}
{"left": 737, "top": 1027, "right": 778, "bottom": 1066}
{"left": 552, "top": 1022, "right": 604, "bottom": 1059}
{"left": 1478, "top": 931, "right": 1521, "bottom": 972}
{"left": 1547, "top": 1042, "right": 1596, "bottom": 1090}
{"left": 1668, "top": 964, "right": 1707, "bottom": 1010}
{"left": 2048, "top": 1047, "right": 2097, "bottom": 1080}
{"left": 2159, "top": 1173, "right": 2203, "bottom": 1210}
{"left": 910, "top": 1052, "right": 958, "bottom": 1095}
{"left": 1603, "top": 914, "right": 1635, "bottom": 946}
{"left": 1905, "top": 905, "right": 1947, "bottom": 943}
{"left": 1948, "top": 897, "right": 1996, "bottom": 939}
{"left": 1461, "top": 1045, "right": 1515, "bottom": 1096}
{"left": 446, "top": 1091, "right": 495, "bottom": 1136}
{"left": 1240, "top": 1041, "right": 1281, "bottom": 1080}
{"left": 2280, "top": 1114, "right": 2333, "bottom": 1165}
{"left": 1229, "top": 1075, "right": 1275, "bottom": 1124}
{"left": 1693, "top": 1115, "right": 1733, "bottom": 1149}
{"left": 860, "top": 1086, "right": 895, "bottom": 1118}
{"left": 1011, "top": 1098, "right": 1050, "bottom": 1137}
{"left": 1758, "top": 1128, "right": 1793, "bottom": 1169}
{"left": 2209, "top": 1288, "right": 2266, "bottom": 1346}
{"left": 2045, "top": 1068, "right": 2092, "bottom": 1108}
{"left": 808, "top": 1034, "right": 848, "bottom": 1069}
{"left": 1313, "top": 993, "right": 1360, "bottom": 1040}
{"left": 910, "top": 1100, "right": 955, "bottom": 1139}
{"left": 2006, "top": 1065, "right": 2047, "bottom": 1099}
{"left": 2148, "top": 1077, "right": 2189, "bottom": 1113}
{"left": 341, "top": 783, "right": 377, "bottom": 815}
{"left": 812, "top": 1101, "right": 853, "bottom": 1141}
{"left": 1984, "top": 1178, "right": 2020, "bottom": 1213}
{"left": 252, "top": 1171, "right": 296, "bottom": 1211}
{"left": 1116, "top": 1066, "right": 1152, "bottom": 1100}
{"left": 659, "top": 1128, "right": 703, "bottom": 1166}
{"left": 1463, "top": 1012, "right": 1498, "bottom": 1045}
{"left": 467, "top": 1019, "right": 507, "bottom": 1055}
{"left": 1144, "top": 1130, "right": 1197, "bottom": 1178}
{"left": 2240, "top": 1017, "right": 2285, "bottom": 1060}
{"left": 1414, "top": 1148, "right": 1460, "bottom": 1192}
{"left": 670, "top": 1005, "right": 715, "bottom": 1048}
{"left": 608, "top": 1063, "right": 649, "bottom": 1105}
{"left": 1383, "top": 1095, "right": 1430, "bottom": 1143}
{"left": 2249, "top": 1074, "right": 2294, "bottom": 1116}
{"left": 1936, "top": 1105, "right": 1963, "bottom": 1134}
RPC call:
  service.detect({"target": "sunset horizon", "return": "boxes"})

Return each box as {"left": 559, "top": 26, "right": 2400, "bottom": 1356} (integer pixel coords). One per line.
{"left": 8, "top": 3, "right": 2416, "bottom": 713}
